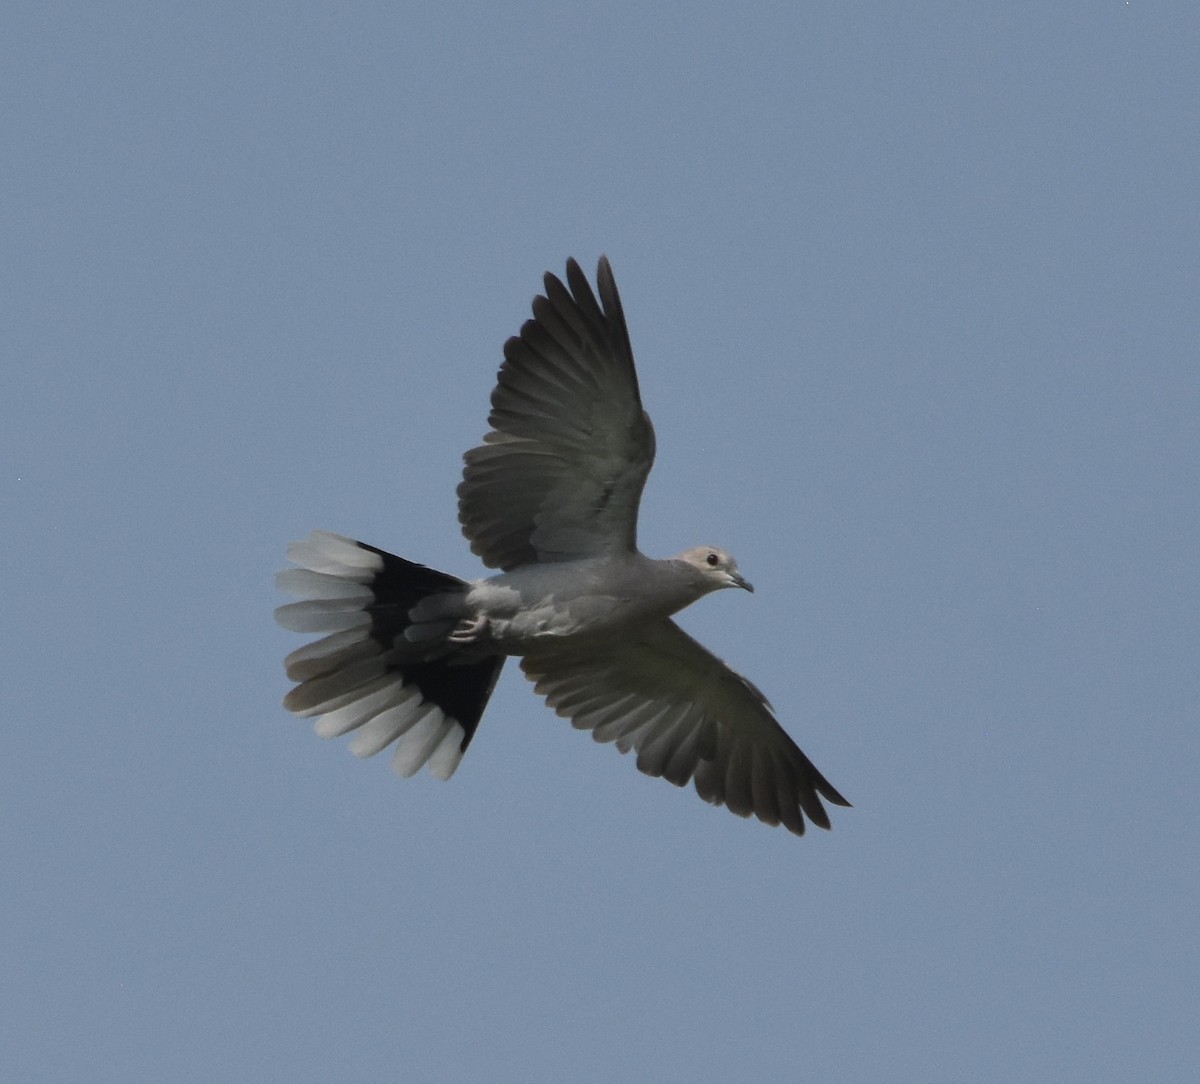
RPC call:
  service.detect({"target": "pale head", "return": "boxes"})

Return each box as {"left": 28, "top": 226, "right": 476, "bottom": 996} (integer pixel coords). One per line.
{"left": 676, "top": 546, "right": 754, "bottom": 594}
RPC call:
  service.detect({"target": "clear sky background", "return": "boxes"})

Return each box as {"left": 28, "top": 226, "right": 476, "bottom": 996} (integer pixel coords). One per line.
{"left": 3, "top": 4, "right": 1197, "bottom": 1082}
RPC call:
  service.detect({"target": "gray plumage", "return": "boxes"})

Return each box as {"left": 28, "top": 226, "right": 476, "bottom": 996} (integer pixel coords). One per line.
{"left": 276, "top": 257, "right": 849, "bottom": 835}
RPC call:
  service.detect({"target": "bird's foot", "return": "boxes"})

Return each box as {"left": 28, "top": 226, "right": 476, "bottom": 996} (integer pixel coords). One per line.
{"left": 449, "top": 615, "right": 489, "bottom": 644}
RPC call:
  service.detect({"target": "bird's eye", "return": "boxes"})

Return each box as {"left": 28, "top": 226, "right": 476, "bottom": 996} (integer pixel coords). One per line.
{"left": 705, "top": 552, "right": 719, "bottom": 567}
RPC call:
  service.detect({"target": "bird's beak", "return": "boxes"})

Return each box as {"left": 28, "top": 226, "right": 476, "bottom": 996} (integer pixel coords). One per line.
{"left": 730, "top": 573, "right": 754, "bottom": 593}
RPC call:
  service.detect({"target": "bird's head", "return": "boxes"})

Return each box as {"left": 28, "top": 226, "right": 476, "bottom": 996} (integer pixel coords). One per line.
{"left": 677, "top": 546, "right": 754, "bottom": 594}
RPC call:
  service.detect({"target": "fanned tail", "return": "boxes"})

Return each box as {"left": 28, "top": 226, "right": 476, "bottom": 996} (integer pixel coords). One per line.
{"left": 275, "top": 531, "right": 504, "bottom": 780}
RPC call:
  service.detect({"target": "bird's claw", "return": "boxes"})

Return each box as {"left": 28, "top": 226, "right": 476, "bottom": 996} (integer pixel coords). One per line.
{"left": 449, "top": 615, "right": 489, "bottom": 644}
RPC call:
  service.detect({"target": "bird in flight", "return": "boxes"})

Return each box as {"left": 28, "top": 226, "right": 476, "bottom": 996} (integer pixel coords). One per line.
{"left": 276, "top": 257, "right": 849, "bottom": 835}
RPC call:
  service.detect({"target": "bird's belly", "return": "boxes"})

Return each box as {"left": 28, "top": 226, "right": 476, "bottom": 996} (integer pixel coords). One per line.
{"left": 484, "top": 592, "right": 649, "bottom": 652}
{"left": 467, "top": 559, "right": 679, "bottom": 653}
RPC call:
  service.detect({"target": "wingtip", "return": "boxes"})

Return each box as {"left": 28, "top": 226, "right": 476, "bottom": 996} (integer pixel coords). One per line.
{"left": 557, "top": 254, "right": 612, "bottom": 280}
{"left": 821, "top": 782, "right": 854, "bottom": 810}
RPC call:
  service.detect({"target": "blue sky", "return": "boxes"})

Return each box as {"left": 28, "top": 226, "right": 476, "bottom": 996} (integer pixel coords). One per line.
{"left": 3, "top": 3, "right": 1197, "bottom": 1081}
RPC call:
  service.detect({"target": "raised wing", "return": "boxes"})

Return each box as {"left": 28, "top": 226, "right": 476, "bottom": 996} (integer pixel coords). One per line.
{"left": 521, "top": 620, "right": 850, "bottom": 835}
{"left": 457, "top": 257, "right": 656, "bottom": 570}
